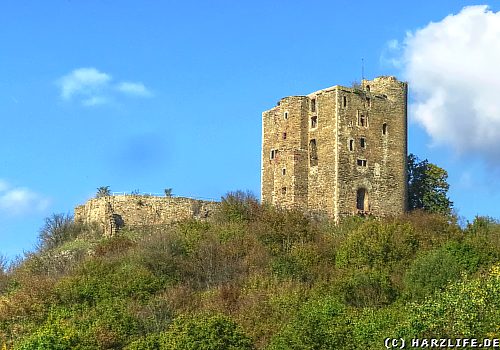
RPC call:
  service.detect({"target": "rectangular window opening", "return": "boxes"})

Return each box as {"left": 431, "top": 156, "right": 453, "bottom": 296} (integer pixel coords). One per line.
{"left": 343, "top": 96, "right": 347, "bottom": 108}
{"left": 358, "top": 112, "right": 368, "bottom": 127}
{"left": 282, "top": 168, "right": 286, "bottom": 176}
{"left": 311, "top": 98, "right": 316, "bottom": 112}
{"left": 270, "top": 149, "right": 278, "bottom": 160}
{"left": 311, "top": 116, "right": 317, "bottom": 128}
{"left": 281, "top": 187, "right": 287, "bottom": 195}
{"left": 383, "top": 123, "right": 388, "bottom": 135}
{"left": 282, "top": 132, "right": 287, "bottom": 140}
{"left": 284, "top": 111, "right": 288, "bottom": 120}
{"left": 360, "top": 137, "right": 366, "bottom": 148}
{"left": 357, "top": 159, "right": 367, "bottom": 167}
{"left": 349, "top": 139, "right": 354, "bottom": 151}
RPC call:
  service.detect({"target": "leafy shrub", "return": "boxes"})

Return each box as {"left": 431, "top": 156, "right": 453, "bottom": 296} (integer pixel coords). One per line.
{"left": 404, "top": 246, "right": 462, "bottom": 300}
{"left": 56, "top": 259, "right": 162, "bottom": 304}
{"left": 162, "top": 314, "right": 254, "bottom": 350}
{"left": 14, "top": 320, "right": 79, "bottom": 350}
{"left": 335, "top": 219, "right": 417, "bottom": 270}
{"left": 125, "top": 333, "right": 163, "bottom": 350}
{"left": 185, "top": 232, "right": 247, "bottom": 289}
{"left": 268, "top": 297, "right": 351, "bottom": 350}
{"left": 131, "top": 230, "right": 186, "bottom": 283}
{"left": 398, "top": 265, "right": 500, "bottom": 338}
{"left": 253, "top": 206, "right": 316, "bottom": 255}
{"left": 350, "top": 306, "right": 404, "bottom": 349}
{"left": 271, "top": 255, "right": 305, "bottom": 281}
{"left": 94, "top": 235, "right": 136, "bottom": 257}
{"left": 463, "top": 216, "right": 500, "bottom": 265}
{"left": 217, "top": 191, "right": 260, "bottom": 223}
{"left": 341, "top": 269, "right": 398, "bottom": 307}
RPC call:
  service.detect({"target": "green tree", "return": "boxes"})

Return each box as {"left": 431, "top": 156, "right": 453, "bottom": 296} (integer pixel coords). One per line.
{"left": 96, "top": 186, "right": 111, "bottom": 198}
{"left": 407, "top": 154, "right": 452, "bottom": 215}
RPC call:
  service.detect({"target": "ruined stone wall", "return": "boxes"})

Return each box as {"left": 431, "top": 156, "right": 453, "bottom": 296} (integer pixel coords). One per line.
{"left": 262, "top": 76, "right": 407, "bottom": 220}
{"left": 74, "top": 195, "right": 219, "bottom": 236}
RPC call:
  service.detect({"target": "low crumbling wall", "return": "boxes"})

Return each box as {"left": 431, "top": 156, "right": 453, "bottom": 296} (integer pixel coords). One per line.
{"left": 74, "top": 195, "right": 219, "bottom": 236}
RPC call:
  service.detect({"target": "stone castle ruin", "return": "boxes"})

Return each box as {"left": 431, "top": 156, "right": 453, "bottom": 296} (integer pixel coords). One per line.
{"left": 261, "top": 76, "right": 407, "bottom": 221}
{"left": 74, "top": 195, "right": 218, "bottom": 236}
{"left": 75, "top": 76, "right": 407, "bottom": 233}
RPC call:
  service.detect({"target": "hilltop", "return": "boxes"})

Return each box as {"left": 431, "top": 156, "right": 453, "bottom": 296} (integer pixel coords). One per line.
{"left": 0, "top": 192, "right": 499, "bottom": 349}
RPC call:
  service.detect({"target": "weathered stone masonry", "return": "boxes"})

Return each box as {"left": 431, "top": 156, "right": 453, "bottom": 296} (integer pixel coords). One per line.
{"left": 74, "top": 195, "right": 219, "bottom": 236}
{"left": 261, "top": 76, "right": 407, "bottom": 221}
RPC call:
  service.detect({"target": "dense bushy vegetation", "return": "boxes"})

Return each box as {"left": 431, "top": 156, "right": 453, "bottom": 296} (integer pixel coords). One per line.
{"left": 1, "top": 193, "right": 499, "bottom": 349}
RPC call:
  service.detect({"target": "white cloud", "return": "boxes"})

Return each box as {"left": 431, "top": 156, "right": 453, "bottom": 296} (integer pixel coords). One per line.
{"left": 58, "top": 67, "right": 111, "bottom": 100}
{"left": 56, "top": 67, "right": 153, "bottom": 106}
{"left": 394, "top": 5, "right": 500, "bottom": 165}
{"left": 116, "top": 82, "right": 152, "bottom": 97}
{"left": 0, "top": 180, "right": 50, "bottom": 216}
{"left": 82, "top": 96, "right": 109, "bottom": 107}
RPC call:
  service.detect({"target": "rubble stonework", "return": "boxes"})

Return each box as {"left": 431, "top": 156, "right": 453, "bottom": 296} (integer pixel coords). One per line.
{"left": 261, "top": 76, "right": 407, "bottom": 220}
{"left": 74, "top": 195, "right": 218, "bottom": 236}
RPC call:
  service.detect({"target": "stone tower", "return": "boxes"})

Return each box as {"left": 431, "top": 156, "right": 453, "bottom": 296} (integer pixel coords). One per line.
{"left": 261, "top": 76, "right": 407, "bottom": 221}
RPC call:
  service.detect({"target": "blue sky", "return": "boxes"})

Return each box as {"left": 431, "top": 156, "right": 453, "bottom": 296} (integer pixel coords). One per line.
{"left": 1, "top": 1, "right": 499, "bottom": 259}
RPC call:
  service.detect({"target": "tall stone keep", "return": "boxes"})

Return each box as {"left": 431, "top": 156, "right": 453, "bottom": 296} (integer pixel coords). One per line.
{"left": 261, "top": 76, "right": 407, "bottom": 221}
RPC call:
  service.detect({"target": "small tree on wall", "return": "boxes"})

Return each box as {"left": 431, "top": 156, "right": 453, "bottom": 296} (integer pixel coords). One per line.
{"left": 164, "top": 188, "right": 173, "bottom": 197}
{"left": 96, "top": 186, "right": 111, "bottom": 198}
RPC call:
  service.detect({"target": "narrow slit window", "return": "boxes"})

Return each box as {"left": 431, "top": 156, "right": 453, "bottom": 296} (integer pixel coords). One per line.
{"left": 343, "top": 96, "right": 347, "bottom": 108}
{"left": 282, "top": 132, "right": 287, "bottom": 140}
{"left": 382, "top": 123, "right": 387, "bottom": 135}
{"left": 311, "top": 98, "right": 316, "bottom": 112}
{"left": 311, "top": 116, "right": 317, "bottom": 128}
{"left": 360, "top": 137, "right": 366, "bottom": 148}
{"left": 270, "top": 149, "right": 275, "bottom": 160}
{"left": 282, "top": 168, "right": 286, "bottom": 176}
{"left": 309, "top": 139, "right": 318, "bottom": 166}
{"left": 284, "top": 111, "right": 288, "bottom": 120}
{"left": 349, "top": 139, "right": 354, "bottom": 151}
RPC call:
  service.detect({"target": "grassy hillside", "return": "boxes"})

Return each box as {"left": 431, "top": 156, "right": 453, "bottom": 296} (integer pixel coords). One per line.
{"left": 1, "top": 192, "right": 499, "bottom": 349}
